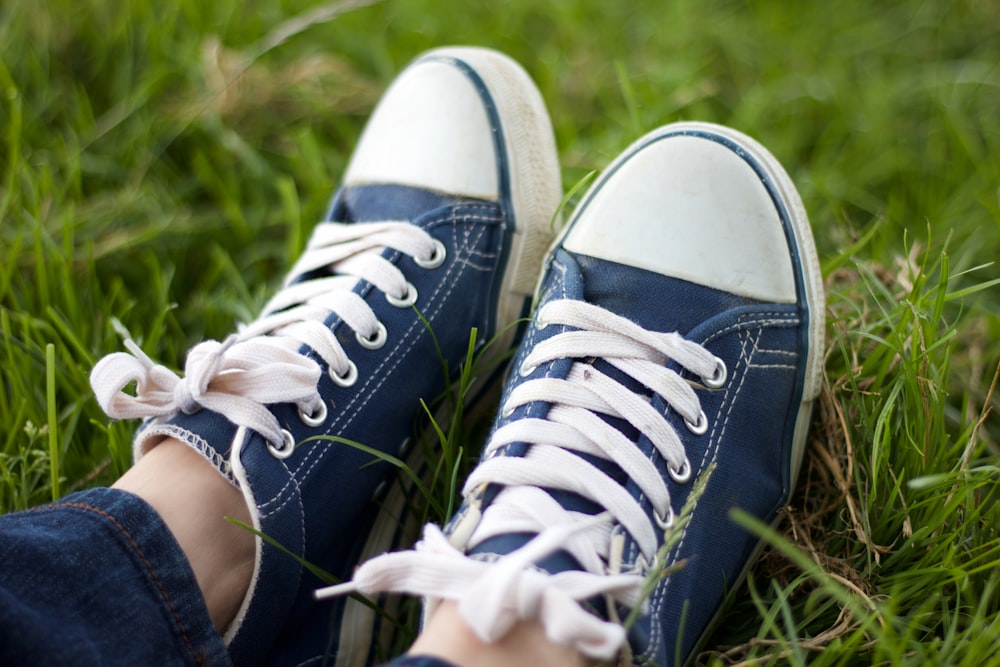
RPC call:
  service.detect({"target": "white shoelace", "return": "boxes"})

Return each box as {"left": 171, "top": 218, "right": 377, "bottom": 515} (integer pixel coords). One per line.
{"left": 317, "top": 299, "right": 725, "bottom": 659}
{"left": 90, "top": 221, "right": 443, "bottom": 448}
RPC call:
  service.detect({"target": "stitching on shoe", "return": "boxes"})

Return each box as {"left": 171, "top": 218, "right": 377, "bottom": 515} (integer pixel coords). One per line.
{"left": 753, "top": 348, "right": 796, "bottom": 356}
{"left": 639, "top": 321, "right": 761, "bottom": 662}
{"left": 139, "top": 423, "right": 236, "bottom": 486}
{"left": 623, "top": 311, "right": 791, "bottom": 559}
{"left": 747, "top": 346, "right": 798, "bottom": 371}
{"left": 256, "top": 208, "right": 500, "bottom": 518}
{"left": 454, "top": 208, "right": 501, "bottom": 271}
{"left": 698, "top": 314, "right": 793, "bottom": 352}
{"left": 698, "top": 312, "right": 798, "bottom": 348}
{"left": 644, "top": 323, "right": 757, "bottom": 659}
{"left": 317, "top": 210, "right": 494, "bottom": 434}
{"left": 490, "top": 254, "right": 568, "bottom": 434}
{"left": 259, "top": 210, "right": 495, "bottom": 510}
{"left": 536, "top": 260, "right": 569, "bottom": 387}
{"left": 30, "top": 501, "right": 207, "bottom": 664}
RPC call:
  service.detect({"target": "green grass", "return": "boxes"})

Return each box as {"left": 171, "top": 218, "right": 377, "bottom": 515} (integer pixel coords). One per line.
{"left": 2, "top": 0, "right": 999, "bottom": 664}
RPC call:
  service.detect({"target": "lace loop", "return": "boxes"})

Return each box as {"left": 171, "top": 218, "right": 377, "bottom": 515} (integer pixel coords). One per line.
{"left": 316, "top": 299, "right": 720, "bottom": 660}
{"left": 91, "top": 221, "right": 436, "bottom": 450}
{"left": 316, "top": 524, "right": 642, "bottom": 660}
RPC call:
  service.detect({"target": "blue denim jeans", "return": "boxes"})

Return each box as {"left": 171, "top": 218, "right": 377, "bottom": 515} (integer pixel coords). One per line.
{"left": 0, "top": 488, "right": 462, "bottom": 666}
{"left": 0, "top": 487, "right": 231, "bottom": 666}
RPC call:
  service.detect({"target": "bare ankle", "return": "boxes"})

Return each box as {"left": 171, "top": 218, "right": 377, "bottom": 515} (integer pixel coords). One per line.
{"left": 114, "top": 438, "right": 254, "bottom": 632}
{"left": 408, "top": 601, "right": 595, "bottom": 667}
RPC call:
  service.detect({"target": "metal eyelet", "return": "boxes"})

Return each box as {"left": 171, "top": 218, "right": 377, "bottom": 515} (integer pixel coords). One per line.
{"left": 636, "top": 551, "right": 662, "bottom": 573}
{"left": 267, "top": 429, "right": 296, "bottom": 459}
{"left": 685, "top": 410, "right": 709, "bottom": 435}
{"left": 385, "top": 282, "right": 418, "bottom": 308}
{"left": 356, "top": 322, "right": 387, "bottom": 350}
{"left": 298, "top": 400, "right": 328, "bottom": 427}
{"left": 668, "top": 458, "right": 692, "bottom": 484}
{"left": 654, "top": 505, "right": 675, "bottom": 531}
{"left": 330, "top": 360, "right": 358, "bottom": 387}
{"left": 414, "top": 239, "right": 446, "bottom": 269}
{"left": 703, "top": 357, "right": 728, "bottom": 389}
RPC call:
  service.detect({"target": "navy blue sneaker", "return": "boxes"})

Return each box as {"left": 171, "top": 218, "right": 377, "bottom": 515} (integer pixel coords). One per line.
{"left": 324, "top": 122, "right": 824, "bottom": 665}
{"left": 90, "top": 47, "right": 561, "bottom": 666}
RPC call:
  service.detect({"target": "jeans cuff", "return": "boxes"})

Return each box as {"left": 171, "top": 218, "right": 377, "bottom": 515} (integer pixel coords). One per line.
{"left": 0, "top": 487, "right": 230, "bottom": 666}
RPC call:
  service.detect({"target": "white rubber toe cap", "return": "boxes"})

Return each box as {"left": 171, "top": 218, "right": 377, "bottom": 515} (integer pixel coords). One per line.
{"left": 563, "top": 129, "right": 799, "bottom": 304}
{"left": 344, "top": 55, "right": 499, "bottom": 200}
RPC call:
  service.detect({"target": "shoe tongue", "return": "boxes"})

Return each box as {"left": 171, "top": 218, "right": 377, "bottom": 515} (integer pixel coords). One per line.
{"left": 332, "top": 184, "right": 460, "bottom": 222}
{"left": 472, "top": 527, "right": 588, "bottom": 575}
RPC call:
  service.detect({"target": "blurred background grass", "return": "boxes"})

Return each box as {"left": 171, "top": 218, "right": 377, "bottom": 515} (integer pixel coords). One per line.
{"left": 2, "top": 0, "right": 999, "bottom": 663}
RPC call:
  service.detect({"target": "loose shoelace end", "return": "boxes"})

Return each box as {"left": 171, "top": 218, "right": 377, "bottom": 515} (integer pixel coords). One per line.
{"left": 314, "top": 581, "right": 361, "bottom": 601}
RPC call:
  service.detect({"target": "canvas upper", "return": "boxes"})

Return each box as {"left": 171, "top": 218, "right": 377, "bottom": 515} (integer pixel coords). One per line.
{"left": 91, "top": 47, "right": 561, "bottom": 667}
{"left": 324, "top": 122, "right": 824, "bottom": 666}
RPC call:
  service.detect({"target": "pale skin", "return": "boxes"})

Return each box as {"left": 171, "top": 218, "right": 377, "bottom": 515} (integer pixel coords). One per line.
{"left": 411, "top": 600, "right": 595, "bottom": 667}
{"left": 112, "top": 438, "right": 254, "bottom": 632}
{"left": 112, "top": 437, "right": 592, "bottom": 666}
